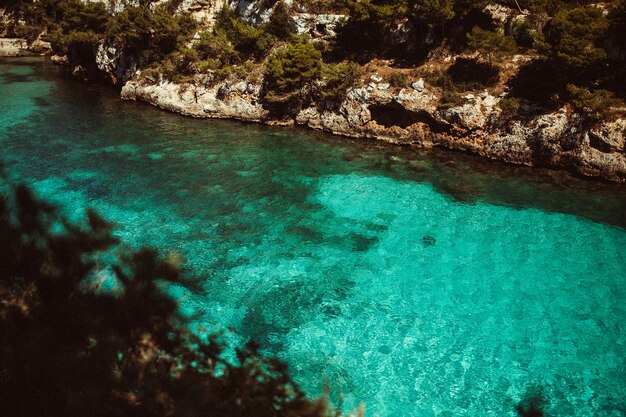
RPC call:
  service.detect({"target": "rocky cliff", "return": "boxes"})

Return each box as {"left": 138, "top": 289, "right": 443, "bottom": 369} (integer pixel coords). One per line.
{"left": 120, "top": 70, "right": 626, "bottom": 182}
{"left": 10, "top": 0, "right": 625, "bottom": 182}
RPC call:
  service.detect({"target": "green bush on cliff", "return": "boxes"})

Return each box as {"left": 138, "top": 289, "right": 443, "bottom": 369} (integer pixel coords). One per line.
{"left": 266, "top": 1, "right": 295, "bottom": 40}
{"left": 194, "top": 30, "right": 240, "bottom": 67}
{"left": 184, "top": 5, "right": 282, "bottom": 79}
{"left": 8, "top": 0, "right": 197, "bottom": 60}
{"left": 566, "top": 84, "right": 622, "bottom": 122}
{"left": 467, "top": 26, "right": 517, "bottom": 63}
{"left": 107, "top": 5, "right": 197, "bottom": 65}
{"left": 331, "top": 0, "right": 407, "bottom": 59}
{"left": 264, "top": 37, "right": 323, "bottom": 101}
{"left": 11, "top": 22, "right": 42, "bottom": 42}
{"left": 35, "top": 0, "right": 110, "bottom": 53}
{"left": 410, "top": 0, "right": 456, "bottom": 29}
{"left": 215, "top": 6, "right": 276, "bottom": 60}
{"left": 317, "top": 61, "right": 361, "bottom": 105}
{"left": 543, "top": 5, "right": 609, "bottom": 74}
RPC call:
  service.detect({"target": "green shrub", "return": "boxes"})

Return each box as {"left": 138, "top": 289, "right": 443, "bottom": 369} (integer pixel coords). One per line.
{"left": 435, "top": 72, "right": 464, "bottom": 109}
{"left": 566, "top": 84, "right": 622, "bottom": 122}
{"left": 32, "top": 0, "right": 111, "bottom": 53}
{"left": 411, "top": 0, "right": 456, "bottom": 29}
{"left": 447, "top": 57, "right": 499, "bottom": 89}
{"left": 232, "top": 60, "right": 257, "bottom": 79}
{"left": 266, "top": 1, "right": 294, "bottom": 40}
{"left": 498, "top": 96, "right": 522, "bottom": 119}
{"left": 194, "top": 30, "right": 240, "bottom": 67}
{"left": 216, "top": 6, "right": 275, "bottom": 60}
{"left": 216, "top": 64, "right": 234, "bottom": 81}
{"left": 107, "top": 5, "right": 197, "bottom": 65}
{"left": 544, "top": 6, "right": 609, "bottom": 72}
{"left": 498, "top": 96, "right": 521, "bottom": 111}
{"left": 12, "top": 24, "right": 41, "bottom": 42}
{"left": 439, "top": 89, "right": 463, "bottom": 109}
{"left": 511, "top": 18, "right": 541, "bottom": 48}
{"left": 467, "top": 26, "right": 517, "bottom": 63}
{"left": 387, "top": 72, "right": 408, "bottom": 87}
{"left": 264, "top": 37, "right": 323, "bottom": 101}
{"left": 318, "top": 61, "right": 361, "bottom": 104}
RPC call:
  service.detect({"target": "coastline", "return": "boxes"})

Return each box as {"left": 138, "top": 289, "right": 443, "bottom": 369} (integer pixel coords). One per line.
{"left": 2, "top": 0, "right": 625, "bottom": 184}
{"left": 2, "top": 47, "right": 625, "bottom": 183}
{"left": 0, "top": 38, "right": 35, "bottom": 57}
{"left": 120, "top": 72, "right": 626, "bottom": 183}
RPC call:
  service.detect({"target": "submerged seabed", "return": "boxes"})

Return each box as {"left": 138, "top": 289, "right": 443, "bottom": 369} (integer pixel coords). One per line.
{"left": 1, "top": 58, "right": 625, "bottom": 417}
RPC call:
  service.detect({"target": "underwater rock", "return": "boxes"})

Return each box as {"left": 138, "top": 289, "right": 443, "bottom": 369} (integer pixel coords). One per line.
{"left": 422, "top": 235, "right": 436, "bottom": 247}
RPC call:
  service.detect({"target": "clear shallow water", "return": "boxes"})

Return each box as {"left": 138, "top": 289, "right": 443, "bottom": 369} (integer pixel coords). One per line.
{"left": 1, "top": 58, "right": 626, "bottom": 417}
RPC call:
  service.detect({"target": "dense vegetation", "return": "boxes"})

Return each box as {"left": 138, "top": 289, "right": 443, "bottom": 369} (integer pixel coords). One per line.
{"left": 0, "top": 171, "right": 347, "bottom": 417}
{"left": 326, "top": 0, "right": 625, "bottom": 116}
{"left": 1, "top": 0, "right": 197, "bottom": 69}
{"left": 1, "top": 0, "right": 625, "bottom": 118}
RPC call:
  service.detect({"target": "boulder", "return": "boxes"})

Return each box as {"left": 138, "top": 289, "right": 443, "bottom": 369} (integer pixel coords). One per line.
{"left": 411, "top": 79, "right": 424, "bottom": 92}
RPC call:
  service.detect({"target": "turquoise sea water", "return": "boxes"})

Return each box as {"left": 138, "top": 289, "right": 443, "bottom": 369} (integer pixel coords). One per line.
{"left": 1, "top": 58, "right": 625, "bottom": 416}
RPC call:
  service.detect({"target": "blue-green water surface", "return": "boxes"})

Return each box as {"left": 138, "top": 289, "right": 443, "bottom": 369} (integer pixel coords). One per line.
{"left": 1, "top": 58, "right": 625, "bottom": 417}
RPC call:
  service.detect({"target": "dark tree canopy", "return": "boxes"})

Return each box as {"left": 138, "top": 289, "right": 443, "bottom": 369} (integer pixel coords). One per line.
{"left": 544, "top": 5, "right": 610, "bottom": 72}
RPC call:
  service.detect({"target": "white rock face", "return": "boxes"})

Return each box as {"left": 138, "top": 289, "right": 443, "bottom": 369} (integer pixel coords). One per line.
{"left": 95, "top": 42, "right": 138, "bottom": 84}
{"left": 483, "top": 4, "right": 514, "bottom": 30}
{"left": 395, "top": 87, "right": 438, "bottom": 113}
{"left": 290, "top": 13, "right": 347, "bottom": 38}
{"left": 83, "top": 0, "right": 168, "bottom": 14}
{"left": 0, "top": 38, "right": 29, "bottom": 56}
{"left": 482, "top": 3, "right": 528, "bottom": 36}
{"left": 440, "top": 92, "right": 499, "bottom": 130}
{"left": 121, "top": 76, "right": 269, "bottom": 122}
{"left": 176, "top": 0, "right": 227, "bottom": 23}
{"left": 588, "top": 120, "right": 626, "bottom": 152}
{"left": 82, "top": 0, "right": 265, "bottom": 24}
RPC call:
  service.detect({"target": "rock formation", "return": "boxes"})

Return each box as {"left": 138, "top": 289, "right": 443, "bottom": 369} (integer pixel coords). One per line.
{"left": 121, "top": 71, "right": 626, "bottom": 182}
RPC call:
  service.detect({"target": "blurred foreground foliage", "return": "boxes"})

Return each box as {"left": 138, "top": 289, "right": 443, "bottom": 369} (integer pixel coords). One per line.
{"left": 0, "top": 173, "right": 348, "bottom": 417}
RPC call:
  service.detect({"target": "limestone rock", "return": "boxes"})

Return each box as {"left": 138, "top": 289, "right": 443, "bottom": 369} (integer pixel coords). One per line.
{"left": 0, "top": 38, "right": 29, "bottom": 56}
{"left": 483, "top": 4, "right": 514, "bottom": 31}
{"left": 411, "top": 79, "right": 424, "bottom": 92}
{"left": 51, "top": 54, "right": 69, "bottom": 65}
{"left": 440, "top": 92, "right": 499, "bottom": 130}
{"left": 122, "top": 76, "right": 269, "bottom": 122}
{"left": 395, "top": 88, "right": 438, "bottom": 113}
{"left": 95, "top": 42, "right": 138, "bottom": 84}
{"left": 290, "top": 13, "right": 347, "bottom": 39}
{"left": 29, "top": 35, "right": 52, "bottom": 54}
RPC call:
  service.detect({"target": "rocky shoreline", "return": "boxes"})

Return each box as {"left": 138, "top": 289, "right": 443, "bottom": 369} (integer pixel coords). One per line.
{"left": 2, "top": 0, "right": 625, "bottom": 183}
{"left": 120, "top": 72, "right": 626, "bottom": 183}
{"left": 0, "top": 38, "right": 32, "bottom": 56}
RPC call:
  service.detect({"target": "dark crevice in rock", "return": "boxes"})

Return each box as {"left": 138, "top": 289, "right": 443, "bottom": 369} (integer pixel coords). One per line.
{"left": 527, "top": 139, "right": 554, "bottom": 167}
{"left": 589, "top": 132, "right": 614, "bottom": 153}
{"left": 369, "top": 102, "right": 449, "bottom": 133}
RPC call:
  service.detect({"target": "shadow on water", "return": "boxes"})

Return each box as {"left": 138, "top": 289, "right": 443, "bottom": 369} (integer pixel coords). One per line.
{"left": 321, "top": 135, "right": 626, "bottom": 229}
